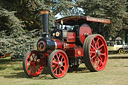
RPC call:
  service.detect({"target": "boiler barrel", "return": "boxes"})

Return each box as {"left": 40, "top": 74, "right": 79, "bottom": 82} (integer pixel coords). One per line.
{"left": 37, "top": 38, "right": 63, "bottom": 52}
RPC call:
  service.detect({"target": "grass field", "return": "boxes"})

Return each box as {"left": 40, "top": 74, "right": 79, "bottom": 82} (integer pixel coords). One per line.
{"left": 0, "top": 54, "right": 128, "bottom": 85}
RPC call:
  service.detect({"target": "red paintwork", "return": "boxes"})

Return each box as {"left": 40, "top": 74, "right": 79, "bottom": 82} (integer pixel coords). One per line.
{"left": 79, "top": 24, "right": 92, "bottom": 44}
{"left": 63, "top": 43, "right": 76, "bottom": 49}
{"left": 65, "top": 49, "right": 74, "bottom": 58}
{"left": 67, "top": 32, "right": 76, "bottom": 42}
{"left": 86, "top": 16, "right": 111, "bottom": 24}
{"left": 53, "top": 39, "right": 63, "bottom": 50}
{"left": 65, "top": 47, "right": 83, "bottom": 58}
{"left": 54, "top": 38, "right": 77, "bottom": 50}
{"left": 25, "top": 51, "right": 43, "bottom": 76}
{"left": 75, "top": 48, "right": 83, "bottom": 57}
{"left": 51, "top": 50, "right": 68, "bottom": 78}
{"left": 88, "top": 35, "right": 108, "bottom": 71}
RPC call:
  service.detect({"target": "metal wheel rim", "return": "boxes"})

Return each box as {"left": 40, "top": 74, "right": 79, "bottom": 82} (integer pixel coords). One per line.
{"left": 89, "top": 35, "right": 108, "bottom": 71}
{"left": 26, "top": 51, "right": 43, "bottom": 76}
{"left": 119, "top": 49, "right": 124, "bottom": 54}
{"left": 51, "top": 51, "right": 68, "bottom": 78}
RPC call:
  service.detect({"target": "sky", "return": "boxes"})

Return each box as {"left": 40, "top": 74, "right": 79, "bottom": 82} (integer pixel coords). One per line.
{"left": 55, "top": 7, "right": 85, "bottom": 19}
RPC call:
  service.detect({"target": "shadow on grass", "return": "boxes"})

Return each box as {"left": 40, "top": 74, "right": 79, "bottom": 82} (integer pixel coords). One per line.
{"left": 2, "top": 71, "right": 50, "bottom": 79}
{"left": 3, "top": 71, "right": 53, "bottom": 80}
{"left": 3, "top": 72, "right": 27, "bottom": 78}
{"left": 1, "top": 67, "right": 90, "bottom": 80}
{"left": 0, "top": 59, "right": 22, "bottom": 65}
{"left": 68, "top": 67, "right": 90, "bottom": 73}
{"left": 0, "top": 59, "right": 23, "bottom": 71}
{"left": 109, "top": 56, "right": 128, "bottom": 59}
{"left": 0, "top": 59, "right": 91, "bottom": 79}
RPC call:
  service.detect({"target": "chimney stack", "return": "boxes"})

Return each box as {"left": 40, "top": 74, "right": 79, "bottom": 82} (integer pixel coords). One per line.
{"left": 40, "top": 10, "right": 50, "bottom": 37}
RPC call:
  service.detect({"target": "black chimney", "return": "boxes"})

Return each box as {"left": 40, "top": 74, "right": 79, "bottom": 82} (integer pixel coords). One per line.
{"left": 40, "top": 10, "right": 50, "bottom": 37}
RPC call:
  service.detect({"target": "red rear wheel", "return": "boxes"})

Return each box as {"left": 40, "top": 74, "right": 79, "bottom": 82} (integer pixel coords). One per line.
{"left": 83, "top": 34, "right": 108, "bottom": 71}
{"left": 48, "top": 50, "right": 69, "bottom": 79}
{"left": 23, "top": 50, "right": 43, "bottom": 77}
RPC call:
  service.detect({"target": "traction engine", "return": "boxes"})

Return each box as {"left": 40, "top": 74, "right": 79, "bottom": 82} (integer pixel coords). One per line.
{"left": 23, "top": 11, "right": 110, "bottom": 79}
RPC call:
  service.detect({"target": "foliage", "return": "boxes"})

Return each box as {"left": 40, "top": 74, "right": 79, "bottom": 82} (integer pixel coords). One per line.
{"left": 0, "top": 0, "right": 74, "bottom": 56}
{"left": 77, "top": 0, "right": 128, "bottom": 39}
{"left": 0, "top": 29, "right": 39, "bottom": 57}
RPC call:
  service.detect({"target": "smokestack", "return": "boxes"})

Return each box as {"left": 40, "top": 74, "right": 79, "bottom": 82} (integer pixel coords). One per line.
{"left": 40, "top": 10, "right": 50, "bottom": 37}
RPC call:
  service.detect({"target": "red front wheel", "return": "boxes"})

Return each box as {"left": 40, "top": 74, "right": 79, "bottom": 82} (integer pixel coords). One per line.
{"left": 83, "top": 34, "right": 108, "bottom": 72}
{"left": 23, "top": 50, "right": 43, "bottom": 77}
{"left": 48, "top": 50, "right": 69, "bottom": 79}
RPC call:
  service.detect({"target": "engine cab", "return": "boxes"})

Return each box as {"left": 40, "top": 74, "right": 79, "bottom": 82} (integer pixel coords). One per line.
{"left": 50, "top": 23, "right": 92, "bottom": 45}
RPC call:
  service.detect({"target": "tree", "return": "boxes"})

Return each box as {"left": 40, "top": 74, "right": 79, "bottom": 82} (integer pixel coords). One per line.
{"left": 77, "top": 0, "right": 128, "bottom": 40}
{"left": 0, "top": 0, "right": 75, "bottom": 57}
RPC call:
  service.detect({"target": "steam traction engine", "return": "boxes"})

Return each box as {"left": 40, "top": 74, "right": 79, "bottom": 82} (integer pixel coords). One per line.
{"left": 23, "top": 11, "right": 110, "bottom": 79}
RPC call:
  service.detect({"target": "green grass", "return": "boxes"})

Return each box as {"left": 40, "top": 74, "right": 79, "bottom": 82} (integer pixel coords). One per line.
{"left": 0, "top": 55, "right": 128, "bottom": 85}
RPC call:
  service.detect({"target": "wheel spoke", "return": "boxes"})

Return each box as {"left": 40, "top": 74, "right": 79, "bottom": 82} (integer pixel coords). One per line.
{"left": 30, "top": 67, "right": 34, "bottom": 73}
{"left": 91, "top": 44, "right": 96, "bottom": 50}
{"left": 55, "top": 54, "right": 59, "bottom": 61}
{"left": 61, "top": 57, "right": 64, "bottom": 62}
{"left": 52, "top": 61, "right": 58, "bottom": 64}
{"left": 60, "top": 67, "right": 63, "bottom": 72}
{"left": 52, "top": 61, "right": 58, "bottom": 67}
{"left": 59, "top": 68, "right": 61, "bottom": 74}
{"left": 58, "top": 53, "right": 61, "bottom": 58}
{"left": 98, "top": 43, "right": 104, "bottom": 49}
{"left": 90, "top": 51, "right": 95, "bottom": 54}
{"left": 27, "top": 64, "right": 31, "bottom": 69}
{"left": 100, "top": 53, "right": 105, "bottom": 56}
{"left": 95, "top": 38, "right": 99, "bottom": 48}
{"left": 35, "top": 66, "right": 39, "bottom": 72}
{"left": 100, "top": 48, "right": 103, "bottom": 52}
{"left": 34, "top": 66, "right": 37, "bottom": 73}
{"left": 32, "top": 54, "right": 35, "bottom": 60}
{"left": 96, "top": 58, "right": 99, "bottom": 68}
{"left": 52, "top": 64, "right": 56, "bottom": 67}
{"left": 93, "top": 38, "right": 98, "bottom": 49}
{"left": 90, "top": 52, "right": 95, "bottom": 57}
{"left": 97, "top": 57, "right": 104, "bottom": 65}
{"left": 62, "top": 61, "right": 65, "bottom": 64}
{"left": 92, "top": 38, "right": 96, "bottom": 46}
{"left": 27, "top": 66, "right": 31, "bottom": 73}
{"left": 91, "top": 54, "right": 96, "bottom": 60}
{"left": 53, "top": 66, "right": 58, "bottom": 73}
{"left": 92, "top": 57, "right": 96, "bottom": 66}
